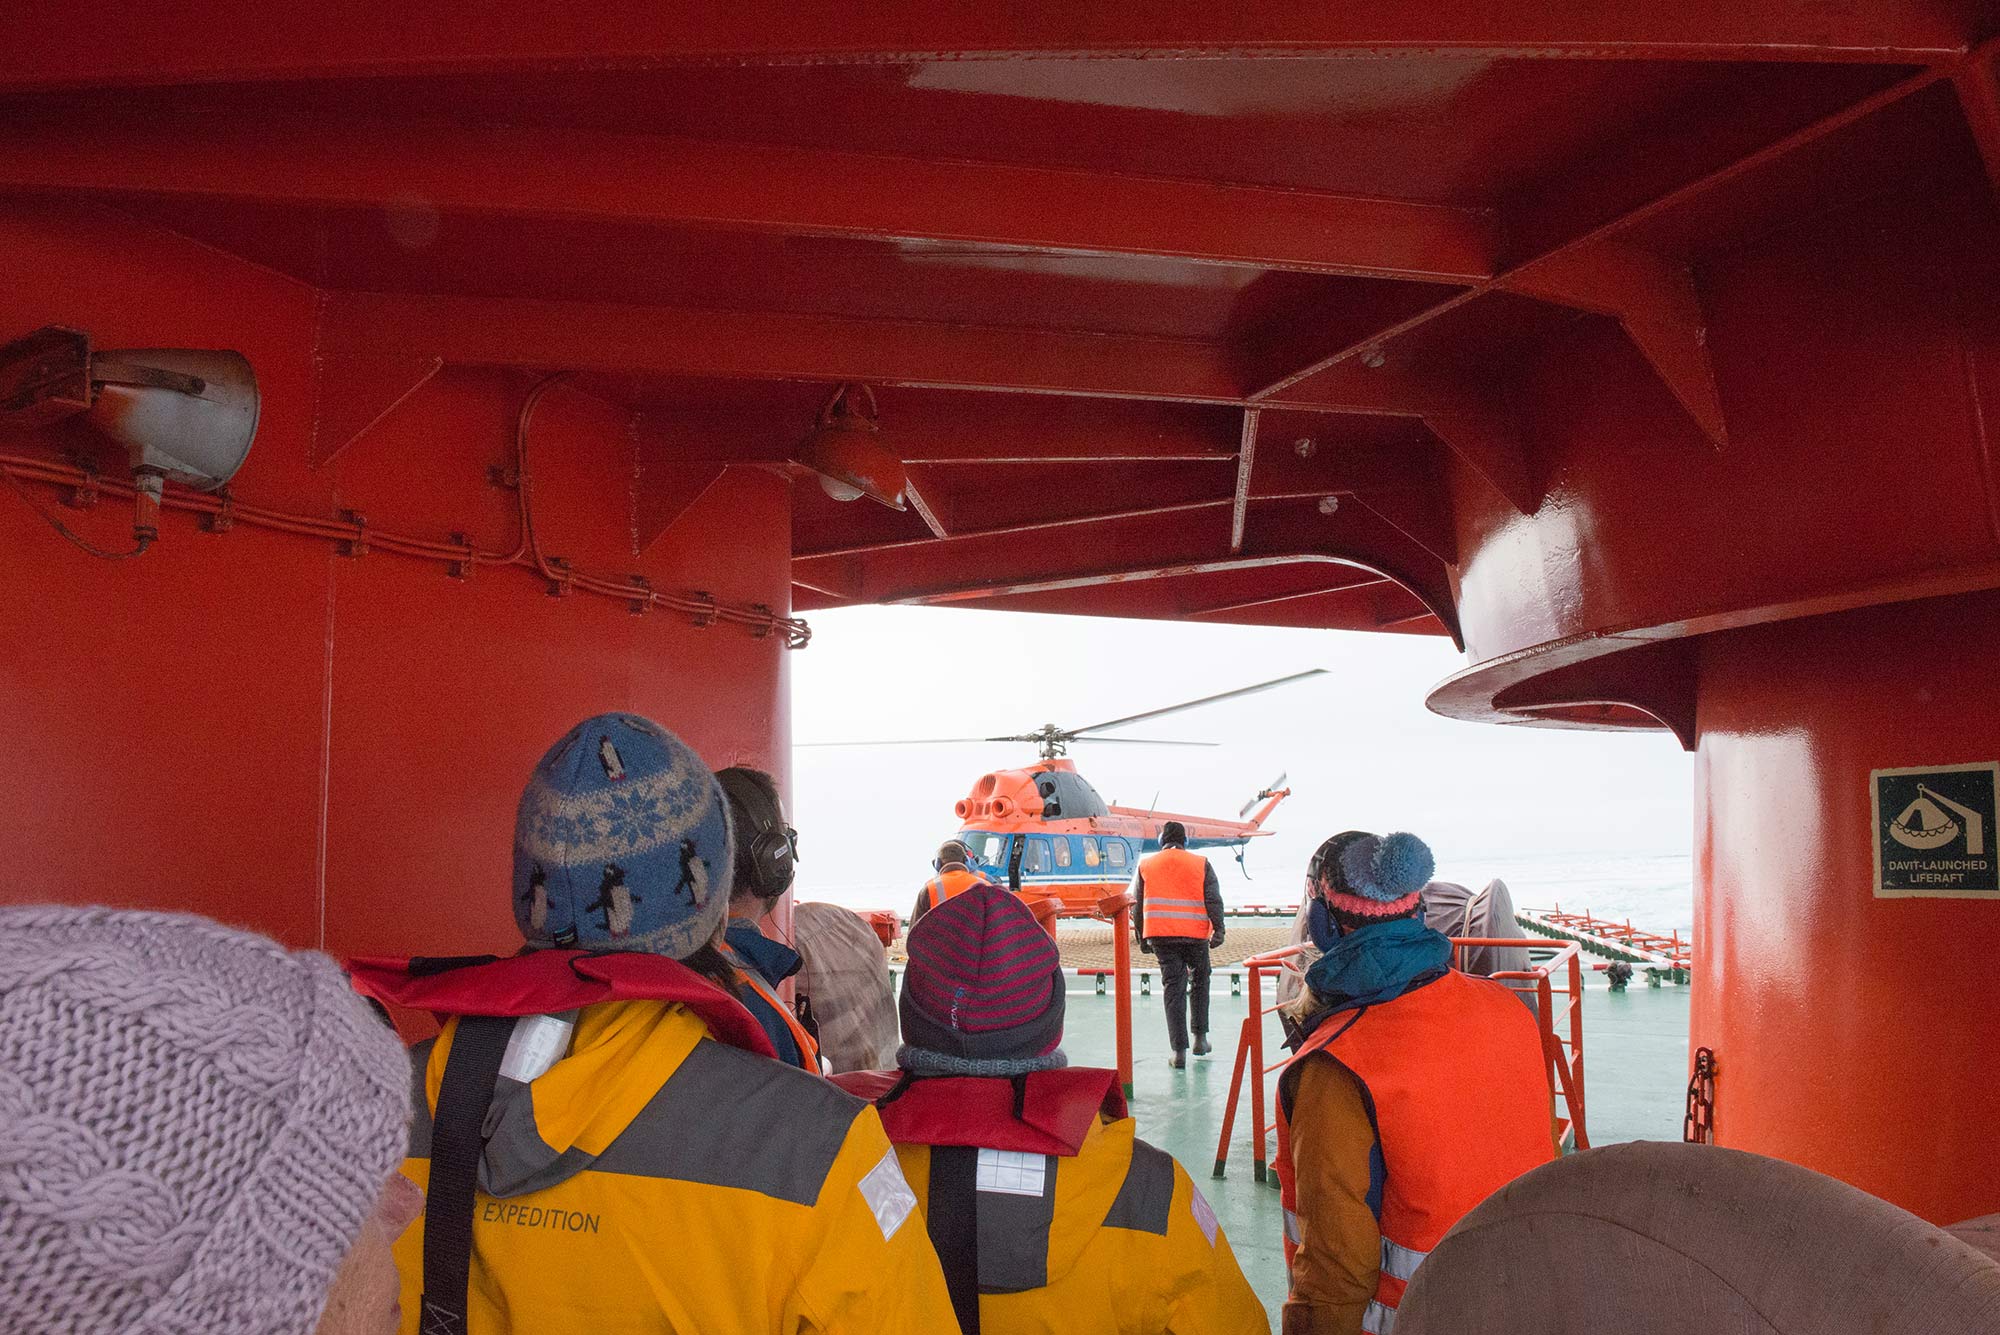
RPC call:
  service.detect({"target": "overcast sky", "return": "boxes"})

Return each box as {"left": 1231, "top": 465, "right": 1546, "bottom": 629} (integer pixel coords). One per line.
{"left": 790, "top": 606, "right": 1694, "bottom": 909}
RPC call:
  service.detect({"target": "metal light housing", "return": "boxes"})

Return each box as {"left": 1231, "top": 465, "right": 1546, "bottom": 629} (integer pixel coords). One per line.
{"left": 0, "top": 326, "right": 259, "bottom": 492}
{"left": 797, "top": 382, "right": 906, "bottom": 510}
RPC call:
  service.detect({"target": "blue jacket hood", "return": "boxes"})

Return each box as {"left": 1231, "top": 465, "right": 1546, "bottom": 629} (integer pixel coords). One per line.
{"left": 1300, "top": 916, "right": 1452, "bottom": 1019}
{"left": 724, "top": 917, "right": 802, "bottom": 985}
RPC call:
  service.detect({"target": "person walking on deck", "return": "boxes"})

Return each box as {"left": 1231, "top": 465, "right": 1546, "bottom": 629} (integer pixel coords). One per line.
{"left": 911, "top": 838, "right": 994, "bottom": 926}
{"left": 1132, "top": 821, "right": 1225, "bottom": 1069}
{"left": 1276, "top": 830, "right": 1555, "bottom": 1335}
{"left": 835, "top": 883, "right": 1268, "bottom": 1335}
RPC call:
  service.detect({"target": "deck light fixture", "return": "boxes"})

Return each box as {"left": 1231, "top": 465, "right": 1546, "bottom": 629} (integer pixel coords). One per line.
{"left": 0, "top": 326, "right": 260, "bottom": 546}
{"left": 797, "top": 382, "right": 907, "bottom": 511}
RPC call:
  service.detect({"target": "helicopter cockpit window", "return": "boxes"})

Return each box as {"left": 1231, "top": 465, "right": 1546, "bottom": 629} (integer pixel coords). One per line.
{"left": 1036, "top": 770, "right": 1108, "bottom": 820}
{"left": 1104, "top": 839, "right": 1129, "bottom": 869}
{"left": 1023, "top": 838, "right": 1052, "bottom": 874}
{"left": 963, "top": 832, "right": 1008, "bottom": 866}
{"left": 1080, "top": 837, "right": 1101, "bottom": 867}
{"left": 1054, "top": 838, "right": 1073, "bottom": 868}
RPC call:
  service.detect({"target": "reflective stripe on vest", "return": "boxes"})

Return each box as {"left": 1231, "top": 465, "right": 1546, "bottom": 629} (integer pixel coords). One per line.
{"left": 1138, "top": 849, "right": 1209, "bottom": 939}
{"left": 1273, "top": 969, "right": 1558, "bottom": 1318}
{"left": 1379, "top": 1236, "right": 1425, "bottom": 1283}
{"left": 1363, "top": 1299, "right": 1397, "bottom": 1334}
{"left": 736, "top": 964, "right": 822, "bottom": 1073}
{"left": 1282, "top": 1207, "right": 1302, "bottom": 1246}
{"left": 926, "top": 868, "right": 987, "bottom": 912}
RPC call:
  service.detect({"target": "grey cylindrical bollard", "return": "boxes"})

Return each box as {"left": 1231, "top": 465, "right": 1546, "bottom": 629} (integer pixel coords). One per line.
{"left": 1399, "top": 1141, "right": 2000, "bottom": 1334}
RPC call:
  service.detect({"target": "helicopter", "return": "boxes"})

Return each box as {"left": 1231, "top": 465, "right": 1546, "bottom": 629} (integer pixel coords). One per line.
{"left": 805, "top": 670, "right": 1326, "bottom": 914}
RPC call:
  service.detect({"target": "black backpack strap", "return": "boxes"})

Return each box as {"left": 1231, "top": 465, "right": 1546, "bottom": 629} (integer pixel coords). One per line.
{"left": 926, "top": 1145, "right": 982, "bottom": 1335}
{"left": 419, "top": 1015, "right": 513, "bottom": 1335}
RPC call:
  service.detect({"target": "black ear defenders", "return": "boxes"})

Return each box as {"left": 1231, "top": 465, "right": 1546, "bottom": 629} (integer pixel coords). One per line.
{"left": 717, "top": 768, "right": 798, "bottom": 901}
{"left": 1307, "top": 830, "right": 1370, "bottom": 893}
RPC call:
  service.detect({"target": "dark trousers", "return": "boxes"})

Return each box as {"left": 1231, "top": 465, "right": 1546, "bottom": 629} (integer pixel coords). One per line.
{"left": 1153, "top": 939, "right": 1211, "bottom": 1052}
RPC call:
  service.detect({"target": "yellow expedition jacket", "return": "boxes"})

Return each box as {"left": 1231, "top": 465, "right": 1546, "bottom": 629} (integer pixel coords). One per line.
{"left": 393, "top": 999, "right": 957, "bottom": 1334}
{"left": 889, "top": 1111, "right": 1268, "bottom": 1334}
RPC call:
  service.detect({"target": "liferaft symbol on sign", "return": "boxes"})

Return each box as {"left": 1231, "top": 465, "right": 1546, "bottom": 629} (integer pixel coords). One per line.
{"left": 1888, "top": 786, "right": 1983, "bottom": 853}
{"left": 1871, "top": 763, "right": 2000, "bottom": 898}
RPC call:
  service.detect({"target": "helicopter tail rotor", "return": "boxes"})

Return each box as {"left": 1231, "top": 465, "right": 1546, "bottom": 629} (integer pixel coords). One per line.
{"left": 1240, "top": 771, "right": 1289, "bottom": 818}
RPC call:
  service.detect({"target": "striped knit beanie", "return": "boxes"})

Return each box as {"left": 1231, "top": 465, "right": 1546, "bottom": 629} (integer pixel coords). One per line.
{"left": 899, "top": 884, "right": 1066, "bottom": 1077}
{"left": 0, "top": 906, "right": 410, "bottom": 1334}
{"left": 513, "top": 713, "right": 733, "bottom": 958}
{"left": 1310, "top": 829, "right": 1436, "bottom": 928}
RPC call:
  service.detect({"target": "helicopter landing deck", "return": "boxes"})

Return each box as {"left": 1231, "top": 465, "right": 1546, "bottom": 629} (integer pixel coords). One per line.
{"left": 963, "top": 940, "right": 1694, "bottom": 1326}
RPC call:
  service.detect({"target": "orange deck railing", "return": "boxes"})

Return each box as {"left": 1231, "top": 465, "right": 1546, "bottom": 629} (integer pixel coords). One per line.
{"left": 1212, "top": 937, "right": 1588, "bottom": 1182}
{"left": 1525, "top": 906, "right": 1691, "bottom": 968}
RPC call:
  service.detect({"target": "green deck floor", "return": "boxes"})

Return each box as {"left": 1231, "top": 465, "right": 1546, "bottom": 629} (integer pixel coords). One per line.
{"left": 1056, "top": 969, "right": 1693, "bottom": 1326}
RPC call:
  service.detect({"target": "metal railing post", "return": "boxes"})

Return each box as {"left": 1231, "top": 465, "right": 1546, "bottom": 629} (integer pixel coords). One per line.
{"left": 1212, "top": 1012, "right": 1254, "bottom": 1177}
{"left": 1249, "top": 958, "right": 1268, "bottom": 1183}
{"left": 1094, "top": 891, "right": 1137, "bottom": 1101}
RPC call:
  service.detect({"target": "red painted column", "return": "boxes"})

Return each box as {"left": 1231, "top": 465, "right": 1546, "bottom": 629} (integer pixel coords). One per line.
{"left": 1693, "top": 589, "right": 2000, "bottom": 1224}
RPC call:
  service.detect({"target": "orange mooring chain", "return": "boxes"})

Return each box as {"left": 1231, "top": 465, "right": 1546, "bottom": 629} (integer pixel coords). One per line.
{"left": 1683, "top": 1046, "right": 1718, "bottom": 1144}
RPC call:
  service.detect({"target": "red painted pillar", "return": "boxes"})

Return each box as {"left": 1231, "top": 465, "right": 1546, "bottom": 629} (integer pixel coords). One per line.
{"left": 1693, "top": 588, "right": 2000, "bottom": 1223}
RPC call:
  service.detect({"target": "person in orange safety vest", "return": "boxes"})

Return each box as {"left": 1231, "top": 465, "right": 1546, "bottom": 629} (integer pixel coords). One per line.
{"left": 911, "top": 839, "right": 994, "bottom": 926}
{"left": 1131, "top": 821, "right": 1224, "bottom": 1069}
{"left": 1274, "top": 829, "right": 1556, "bottom": 1335}
{"left": 716, "top": 765, "right": 824, "bottom": 1073}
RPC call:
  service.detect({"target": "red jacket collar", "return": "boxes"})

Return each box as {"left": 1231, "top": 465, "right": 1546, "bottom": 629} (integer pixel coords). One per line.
{"left": 347, "top": 949, "right": 777, "bottom": 1060}
{"left": 833, "top": 1067, "right": 1128, "bottom": 1157}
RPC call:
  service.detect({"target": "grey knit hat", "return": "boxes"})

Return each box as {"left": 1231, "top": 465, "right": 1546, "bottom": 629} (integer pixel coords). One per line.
{"left": 0, "top": 906, "right": 411, "bottom": 1334}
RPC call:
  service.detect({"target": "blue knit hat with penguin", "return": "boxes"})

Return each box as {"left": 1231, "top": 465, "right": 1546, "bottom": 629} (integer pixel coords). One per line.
{"left": 1305, "top": 829, "right": 1436, "bottom": 950}
{"left": 512, "top": 713, "right": 732, "bottom": 959}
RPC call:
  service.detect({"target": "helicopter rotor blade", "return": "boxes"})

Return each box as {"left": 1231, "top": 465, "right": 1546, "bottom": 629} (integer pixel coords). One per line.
{"left": 1069, "top": 738, "right": 1219, "bottom": 748}
{"left": 1065, "top": 669, "right": 1328, "bottom": 739}
{"left": 796, "top": 737, "right": 1011, "bottom": 748}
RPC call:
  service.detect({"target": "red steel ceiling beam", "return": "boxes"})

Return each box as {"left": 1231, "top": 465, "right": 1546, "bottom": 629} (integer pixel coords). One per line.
{"left": 797, "top": 498, "right": 1228, "bottom": 562}
{"left": 1255, "top": 67, "right": 1964, "bottom": 464}
{"left": 826, "top": 498, "right": 1461, "bottom": 643}
{"left": 794, "top": 443, "right": 1444, "bottom": 562}
{"left": 0, "top": 120, "right": 1499, "bottom": 285}
{"left": 982, "top": 571, "right": 1431, "bottom": 631}
{"left": 901, "top": 472, "right": 953, "bottom": 539}
{"left": 1186, "top": 573, "right": 1388, "bottom": 619}
{"left": 0, "top": 0, "right": 1974, "bottom": 91}
{"left": 1957, "top": 40, "right": 2000, "bottom": 192}
{"left": 1277, "top": 362, "right": 1539, "bottom": 514}
{"left": 317, "top": 291, "right": 1243, "bottom": 404}
{"left": 1499, "top": 243, "right": 1727, "bottom": 447}
{"left": 1230, "top": 409, "right": 1259, "bottom": 553}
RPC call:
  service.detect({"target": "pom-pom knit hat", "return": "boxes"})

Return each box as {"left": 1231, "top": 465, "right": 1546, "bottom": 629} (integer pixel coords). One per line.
{"left": 0, "top": 906, "right": 410, "bottom": 1335}
{"left": 898, "top": 884, "right": 1067, "bottom": 1077}
{"left": 1310, "top": 829, "right": 1436, "bottom": 924}
{"left": 513, "top": 712, "right": 733, "bottom": 958}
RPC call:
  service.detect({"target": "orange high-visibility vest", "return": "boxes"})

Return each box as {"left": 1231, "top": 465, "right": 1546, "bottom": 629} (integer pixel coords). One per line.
{"left": 1275, "top": 969, "right": 1556, "bottom": 1333}
{"left": 733, "top": 961, "right": 823, "bottom": 1074}
{"left": 924, "top": 866, "right": 990, "bottom": 911}
{"left": 1138, "top": 848, "right": 1211, "bottom": 940}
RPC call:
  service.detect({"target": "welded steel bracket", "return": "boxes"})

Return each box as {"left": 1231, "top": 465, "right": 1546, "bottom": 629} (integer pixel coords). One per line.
{"left": 309, "top": 352, "right": 443, "bottom": 469}
{"left": 0, "top": 325, "right": 92, "bottom": 425}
